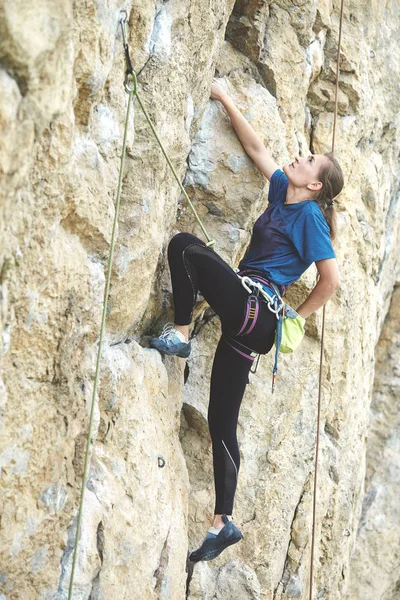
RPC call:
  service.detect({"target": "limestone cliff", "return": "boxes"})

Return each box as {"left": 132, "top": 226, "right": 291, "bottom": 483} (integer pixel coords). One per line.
{"left": 0, "top": 1, "right": 399, "bottom": 599}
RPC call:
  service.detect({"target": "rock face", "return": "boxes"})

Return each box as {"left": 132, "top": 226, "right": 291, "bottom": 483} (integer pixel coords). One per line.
{"left": 346, "top": 285, "right": 400, "bottom": 600}
{"left": 0, "top": 1, "right": 399, "bottom": 599}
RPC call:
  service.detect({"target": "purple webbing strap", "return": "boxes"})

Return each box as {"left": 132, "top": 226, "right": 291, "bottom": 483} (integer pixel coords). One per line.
{"left": 223, "top": 336, "right": 255, "bottom": 361}
{"left": 237, "top": 297, "right": 250, "bottom": 335}
{"left": 237, "top": 296, "right": 258, "bottom": 336}
{"left": 246, "top": 298, "right": 259, "bottom": 334}
{"left": 250, "top": 276, "right": 274, "bottom": 291}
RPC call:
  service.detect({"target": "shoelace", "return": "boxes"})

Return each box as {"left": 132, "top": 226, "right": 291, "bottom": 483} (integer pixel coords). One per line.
{"left": 159, "top": 322, "right": 179, "bottom": 342}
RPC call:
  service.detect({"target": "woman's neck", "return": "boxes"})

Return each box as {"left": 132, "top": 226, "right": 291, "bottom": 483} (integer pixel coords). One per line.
{"left": 285, "top": 182, "right": 313, "bottom": 204}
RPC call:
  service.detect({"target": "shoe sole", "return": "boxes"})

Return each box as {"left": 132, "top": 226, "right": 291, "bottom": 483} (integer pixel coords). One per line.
{"left": 161, "top": 347, "right": 191, "bottom": 358}
{"left": 189, "top": 532, "right": 243, "bottom": 562}
{"left": 201, "top": 534, "right": 243, "bottom": 561}
{"left": 150, "top": 340, "right": 191, "bottom": 358}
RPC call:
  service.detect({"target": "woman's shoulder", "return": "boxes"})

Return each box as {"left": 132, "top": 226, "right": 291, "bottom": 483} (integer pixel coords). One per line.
{"left": 302, "top": 200, "right": 326, "bottom": 218}
{"left": 291, "top": 200, "right": 330, "bottom": 231}
{"left": 268, "top": 168, "right": 289, "bottom": 207}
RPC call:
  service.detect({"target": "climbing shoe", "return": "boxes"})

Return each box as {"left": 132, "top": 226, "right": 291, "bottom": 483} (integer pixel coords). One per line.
{"left": 188, "top": 514, "right": 243, "bottom": 562}
{"left": 150, "top": 322, "right": 192, "bottom": 358}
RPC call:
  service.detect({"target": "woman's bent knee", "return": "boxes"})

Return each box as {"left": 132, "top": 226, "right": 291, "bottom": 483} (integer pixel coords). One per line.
{"left": 168, "top": 232, "right": 205, "bottom": 254}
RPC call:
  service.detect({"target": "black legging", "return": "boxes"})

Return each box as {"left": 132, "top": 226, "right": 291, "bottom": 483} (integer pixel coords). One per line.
{"left": 167, "top": 232, "right": 277, "bottom": 515}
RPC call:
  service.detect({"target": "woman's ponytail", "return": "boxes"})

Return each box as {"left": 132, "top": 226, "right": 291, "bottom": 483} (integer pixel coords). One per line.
{"left": 312, "top": 152, "right": 344, "bottom": 241}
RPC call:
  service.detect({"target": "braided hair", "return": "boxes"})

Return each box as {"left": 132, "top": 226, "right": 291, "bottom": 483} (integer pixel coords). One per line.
{"left": 311, "top": 152, "right": 344, "bottom": 241}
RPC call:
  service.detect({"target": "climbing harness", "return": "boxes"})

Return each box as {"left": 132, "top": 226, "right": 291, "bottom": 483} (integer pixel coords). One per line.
{"left": 225, "top": 268, "right": 305, "bottom": 393}
{"left": 233, "top": 270, "right": 284, "bottom": 391}
{"left": 66, "top": 3, "right": 345, "bottom": 598}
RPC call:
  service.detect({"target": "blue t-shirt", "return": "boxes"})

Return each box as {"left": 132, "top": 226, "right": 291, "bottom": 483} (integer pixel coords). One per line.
{"left": 238, "top": 168, "right": 336, "bottom": 287}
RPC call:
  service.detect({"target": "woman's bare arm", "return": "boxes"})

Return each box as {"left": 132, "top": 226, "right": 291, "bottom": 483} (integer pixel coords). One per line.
{"left": 211, "top": 80, "right": 280, "bottom": 181}
{"left": 296, "top": 258, "right": 341, "bottom": 318}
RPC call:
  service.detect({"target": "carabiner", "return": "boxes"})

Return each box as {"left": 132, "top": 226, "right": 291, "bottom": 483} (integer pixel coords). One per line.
{"left": 124, "top": 70, "right": 137, "bottom": 94}
{"left": 119, "top": 10, "right": 128, "bottom": 48}
{"left": 119, "top": 9, "right": 135, "bottom": 90}
{"left": 250, "top": 353, "right": 261, "bottom": 374}
{"left": 238, "top": 274, "right": 284, "bottom": 318}
{"left": 240, "top": 276, "right": 254, "bottom": 294}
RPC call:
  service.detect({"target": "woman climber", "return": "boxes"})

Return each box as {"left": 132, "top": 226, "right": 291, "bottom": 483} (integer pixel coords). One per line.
{"left": 150, "top": 79, "right": 344, "bottom": 562}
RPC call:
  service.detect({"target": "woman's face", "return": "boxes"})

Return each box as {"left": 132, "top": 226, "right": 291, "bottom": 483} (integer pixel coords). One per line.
{"left": 283, "top": 154, "right": 330, "bottom": 190}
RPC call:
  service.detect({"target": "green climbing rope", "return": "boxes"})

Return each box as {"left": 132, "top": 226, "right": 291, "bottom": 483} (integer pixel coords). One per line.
{"left": 119, "top": 10, "right": 215, "bottom": 248}
{"left": 130, "top": 80, "right": 216, "bottom": 248}
{"left": 67, "top": 72, "right": 136, "bottom": 600}
{"left": 67, "top": 18, "right": 215, "bottom": 596}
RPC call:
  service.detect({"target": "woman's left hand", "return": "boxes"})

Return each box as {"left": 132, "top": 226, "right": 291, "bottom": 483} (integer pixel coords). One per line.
{"left": 210, "top": 79, "right": 226, "bottom": 102}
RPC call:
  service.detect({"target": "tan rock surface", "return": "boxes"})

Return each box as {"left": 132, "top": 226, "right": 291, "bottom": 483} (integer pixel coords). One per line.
{"left": 0, "top": 1, "right": 399, "bottom": 599}
{"left": 345, "top": 285, "right": 400, "bottom": 599}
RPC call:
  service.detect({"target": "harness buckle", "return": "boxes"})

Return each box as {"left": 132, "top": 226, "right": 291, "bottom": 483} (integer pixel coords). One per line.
{"left": 250, "top": 288, "right": 260, "bottom": 298}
